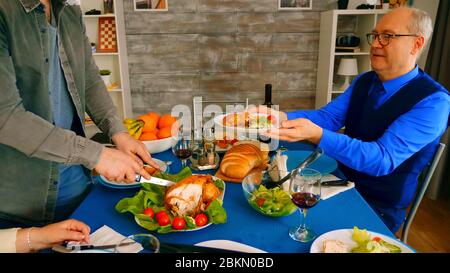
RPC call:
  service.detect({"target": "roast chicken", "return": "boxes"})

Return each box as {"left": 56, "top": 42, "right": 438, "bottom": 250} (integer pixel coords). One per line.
{"left": 164, "top": 174, "right": 221, "bottom": 217}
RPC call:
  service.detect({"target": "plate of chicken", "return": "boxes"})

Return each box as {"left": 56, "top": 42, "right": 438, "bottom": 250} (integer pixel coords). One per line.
{"left": 115, "top": 171, "right": 227, "bottom": 233}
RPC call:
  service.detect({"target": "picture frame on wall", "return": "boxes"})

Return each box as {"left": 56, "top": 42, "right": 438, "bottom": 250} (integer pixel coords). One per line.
{"left": 134, "top": 0, "right": 168, "bottom": 11}
{"left": 279, "top": 0, "right": 313, "bottom": 10}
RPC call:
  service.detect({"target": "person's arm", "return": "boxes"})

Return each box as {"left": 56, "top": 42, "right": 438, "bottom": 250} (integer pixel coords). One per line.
{"left": 0, "top": 228, "right": 19, "bottom": 253}
{"left": 0, "top": 11, "right": 103, "bottom": 170}
{"left": 318, "top": 92, "right": 450, "bottom": 176}
{"left": 15, "top": 219, "right": 90, "bottom": 253}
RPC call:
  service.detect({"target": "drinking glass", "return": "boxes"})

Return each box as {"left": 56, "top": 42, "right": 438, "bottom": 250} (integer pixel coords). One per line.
{"left": 172, "top": 134, "right": 192, "bottom": 168}
{"left": 288, "top": 168, "right": 321, "bottom": 242}
{"left": 114, "top": 234, "right": 160, "bottom": 253}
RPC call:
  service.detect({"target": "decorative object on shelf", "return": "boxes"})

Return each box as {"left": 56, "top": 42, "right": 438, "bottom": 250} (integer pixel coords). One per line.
{"left": 337, "top": 58, "right": 358, "bottom": 91}
{"left": 97, "top": 17, "right": 117, "bottom": 53}
{"left": 336, "top": 34, "right": 360, "bottom": 47}
{"left": 134, "top": 0, "right": 168, "bottom": 11}
{"left": 389, "top": 0, "right": 410, "bottom": 9}
{"left": 279, "top": 0, "right": 313, "bottom": 10}
{"left": 103, "top": 0, "right": 114, "bottom": 14}
{"left": 337, "top": 0, "right": 349, "bottom": 9}
{"left": 382, "top": 0, "right": 390, "bottom": 9}
{"left": 348, "top": 0, "right": 376, "bottom": 9}
{"left": 90, "top": 42, "right": 96, "bottom": 53}
{"left": 85, "top": 9, "right": 101, "bottom": 15}
{"left": 100, "top": 69, "right": 111, "bottom": 86}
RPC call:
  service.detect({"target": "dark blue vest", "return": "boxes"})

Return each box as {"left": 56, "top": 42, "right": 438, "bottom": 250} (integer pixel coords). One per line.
{"left": 340, "top": 69, "right": 448, "bottom": 210}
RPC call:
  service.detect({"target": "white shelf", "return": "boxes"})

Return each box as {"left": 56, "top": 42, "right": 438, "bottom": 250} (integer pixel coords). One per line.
{"left": 83, "top": 14, "right": 116, "bottom": 18}
{"left": 81, "top": 0, "right": 133, "bottom": 122}
{"left": 334, "top": 52, "right": 370, "bottom": 56}
{"left": 93, "top": 52, "right": 119, "bottom": 56}
{"left": 315, "top": 9, "right": 386, "bottom": 108}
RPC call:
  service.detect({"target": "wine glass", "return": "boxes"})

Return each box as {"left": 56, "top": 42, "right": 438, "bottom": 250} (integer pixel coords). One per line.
{"left": 172, "top": 134, "right": 192, "bottom": 168}
{"left": 288, "top": 168, "right": 321, "bottom": 242}
{"left": 114, "top": 234, "right": 160, "bottom": 253}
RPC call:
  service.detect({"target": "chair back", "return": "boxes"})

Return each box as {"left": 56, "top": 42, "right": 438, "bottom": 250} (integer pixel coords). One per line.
{"left": 401, "top": 143, "right": 446, "bottom": 243}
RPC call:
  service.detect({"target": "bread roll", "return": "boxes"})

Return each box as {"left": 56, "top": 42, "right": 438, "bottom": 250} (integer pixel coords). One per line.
{"left": 219, "top": 143, "right": 268, "bottom": 179}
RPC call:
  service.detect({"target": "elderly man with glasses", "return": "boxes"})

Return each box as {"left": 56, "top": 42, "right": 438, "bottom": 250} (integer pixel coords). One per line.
{"left": 253, "top": 7, "right": 450, "bottom": 233}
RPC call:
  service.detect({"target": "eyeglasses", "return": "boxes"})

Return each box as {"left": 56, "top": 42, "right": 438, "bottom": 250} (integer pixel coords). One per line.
{"left": 366, "top": 33, "right": 419, "bottom": 46}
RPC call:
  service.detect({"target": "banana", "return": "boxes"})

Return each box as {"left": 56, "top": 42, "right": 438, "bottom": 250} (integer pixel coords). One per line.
{"left": 123, "top": 118, "right": 136, "bottom": 125}
{"left": 132, "top": 126, "right": 143, "bottom": 139}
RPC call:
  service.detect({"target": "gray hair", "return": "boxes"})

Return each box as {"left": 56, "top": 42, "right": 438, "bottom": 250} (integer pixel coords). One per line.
{"left": 406, "top": 8, "right": 433, "bottom": 46}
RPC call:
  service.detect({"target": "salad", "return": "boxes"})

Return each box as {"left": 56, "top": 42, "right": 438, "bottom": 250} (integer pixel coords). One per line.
{"left": 247, "top": 185, "right": 297, "bottom": 217}
{"left": 115, "top": 168, "right": 227, "bottom": 233}
{"left": 350, "top": 227, "right": 402, "bottom": 253}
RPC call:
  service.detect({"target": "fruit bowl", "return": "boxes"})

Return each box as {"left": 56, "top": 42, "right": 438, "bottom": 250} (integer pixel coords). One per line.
{"left": 142, "top": 136, "right": 178, "bottom": 154}
{"left": 242, "top": 170, "right": 297, "bottom": 217}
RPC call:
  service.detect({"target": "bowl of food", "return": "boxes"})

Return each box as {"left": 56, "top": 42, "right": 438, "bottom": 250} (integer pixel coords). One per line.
{"left": 242, "top": 170, "right": 297, "bottom": 217}
{"left": 123, "top": 112, "right": 179, "bottom": 154}
{"left": 142, "top": 136, "right": 178, "bottom": 154}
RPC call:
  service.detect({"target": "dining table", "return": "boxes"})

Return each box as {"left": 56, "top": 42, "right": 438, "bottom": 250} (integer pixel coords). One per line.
{"left": 70, "top": 141, "right": 397, "bottom": 253}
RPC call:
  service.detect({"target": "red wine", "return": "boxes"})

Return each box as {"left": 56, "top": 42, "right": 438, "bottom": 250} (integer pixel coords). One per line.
{"left": 175, "top": 149, "right": 192, "bottom": 160}
{"left": 291, "top": 192, "right": 319, "bottom": 209}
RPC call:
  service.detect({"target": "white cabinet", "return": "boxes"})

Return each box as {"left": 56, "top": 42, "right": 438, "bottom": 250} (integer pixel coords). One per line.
{"left": 79, "top": 0, "right": 132, "bottom": 138}
{"left": 315, "top": 9, "right": 388, "bottom": 108}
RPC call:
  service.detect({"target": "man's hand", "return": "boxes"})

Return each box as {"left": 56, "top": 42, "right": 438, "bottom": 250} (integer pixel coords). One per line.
{"left": 94, "top": 146, "right": 151, "bottom": 183}
{"left": 262, "top": 118, "right": 324, "bottom": 144}
{"left": 111, "top": 132, "right": 160, "bottom": 169}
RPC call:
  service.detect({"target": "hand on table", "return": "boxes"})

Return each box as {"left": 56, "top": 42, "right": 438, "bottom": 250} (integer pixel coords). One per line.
{"left": 262, "top": 118, "right": 324, "bottom": 145}
{"left": 17, "top": 219, "right": 90, "bottom": 252}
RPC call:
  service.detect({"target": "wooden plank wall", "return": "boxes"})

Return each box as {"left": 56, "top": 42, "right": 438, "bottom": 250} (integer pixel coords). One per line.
{"left": 123, "top": 0, "right": 348, "bottom": 115}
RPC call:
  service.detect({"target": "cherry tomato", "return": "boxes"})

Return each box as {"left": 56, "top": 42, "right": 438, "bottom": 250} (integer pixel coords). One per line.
{"left": 195, "top": 214, "right": 208, "bottom": 227}
{"left": 255, "top": 198, "right": 266, "bottom": 207}
{"left": 172, "top": 217, "right": 186, "bottom": 230}
{"left": 143, "top": 208, "right": 155, "bottom": 218}
{"left": 372, "top": 237, "right": 382, "bottom": 242}
{"left": 267, "top": 115, "right": 276, "bottom": 124}
{"left": 156, "top": 210, "right": 168, "bottom": 221}
{"left": 157, "top": 213, "right": 171, "bottom": 226}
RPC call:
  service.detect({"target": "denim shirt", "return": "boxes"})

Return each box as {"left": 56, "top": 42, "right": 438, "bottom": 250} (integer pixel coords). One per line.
{"left": 0, "top": 0, "right": 126, "bottom": 226}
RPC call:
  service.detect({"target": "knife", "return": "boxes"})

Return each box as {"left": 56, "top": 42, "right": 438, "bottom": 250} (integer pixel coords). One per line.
{"left": 51, "top": 241, "right": 136, "bottom": 253}
{"left": 321, "top": 179, "right": 349, "bottom": 187}
{"left": 135, "top": 174, "right": 175, "bottom": 187}
{"left": 159, "top": 243, "right": 242, "bottom": 253}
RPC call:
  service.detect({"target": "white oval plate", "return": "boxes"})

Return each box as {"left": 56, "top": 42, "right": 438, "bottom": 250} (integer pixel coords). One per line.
{"left": 213, "top": 113, "right": 276, "bottom": 135}
{"left": 135, "top": 176, "right": 225, "bottom": 232}
{"left": 195, "top": 240, "right": 266, "bottom": 253}
{"left": 310, "top": 229, "right": 415, "bottom": 253}
{"left": 99, "top": 158, "right": 167, "bottom": 189}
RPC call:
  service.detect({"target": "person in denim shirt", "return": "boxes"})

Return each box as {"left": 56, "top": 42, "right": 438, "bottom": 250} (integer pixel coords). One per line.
{"left": 0, "top": 0, "right": 159, "bottom": 228}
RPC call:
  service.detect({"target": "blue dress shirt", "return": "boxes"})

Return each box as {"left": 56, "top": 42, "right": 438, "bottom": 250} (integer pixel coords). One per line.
{"left": 287, "top": 66, "right": 450, "bottom": 176}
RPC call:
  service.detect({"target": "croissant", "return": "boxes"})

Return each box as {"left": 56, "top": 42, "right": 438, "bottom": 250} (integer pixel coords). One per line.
{"left": 219, "top": 143, "right": 268, "bottom": 179}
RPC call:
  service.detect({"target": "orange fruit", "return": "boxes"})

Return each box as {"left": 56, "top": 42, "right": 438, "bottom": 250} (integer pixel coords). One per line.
{"left": 139, "top": 132, "right": 158, "bottom": 141}
{"left": 157, "top": 126, "right": 173, "bottom": 139}
{"left": 138, "top": 115, "right": 157, "bottom": 132}
{"left": 158, "top": 114, "right": 177, "bottom": 129}
{"left": 146, "top": 112, "right": 160, "bottom": 123}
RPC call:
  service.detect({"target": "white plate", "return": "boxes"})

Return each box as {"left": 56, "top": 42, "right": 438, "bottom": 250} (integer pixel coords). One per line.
{"left": 195, "top": 240, "right": 267, "bottom": 253}
{"left": 310, "top": 229, "right": 415, "bottom": 253}
{"left": 214, "top": 113, "right": 276, "bottom": 135}
{"left": 99, "top": 158, "right": 167, "bottom": 188}
{"left": 135, "top": 176, "right": 226, "bottom": 232}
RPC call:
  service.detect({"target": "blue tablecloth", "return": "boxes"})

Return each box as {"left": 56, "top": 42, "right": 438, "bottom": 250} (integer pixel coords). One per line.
{"left": 71, "top": 141, "right": 394, "bottom": 253}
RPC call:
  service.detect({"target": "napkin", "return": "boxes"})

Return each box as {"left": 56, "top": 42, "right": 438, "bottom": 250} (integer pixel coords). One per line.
{"left": 68, "top": 225, "right": 143, "bottom": 253}
{"left": 321, "top": 174, "right": 355, "bottom": 200}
